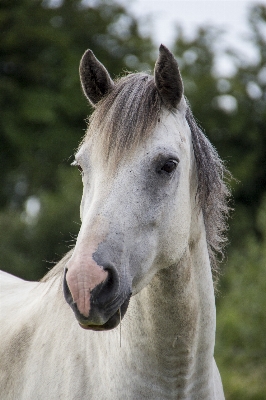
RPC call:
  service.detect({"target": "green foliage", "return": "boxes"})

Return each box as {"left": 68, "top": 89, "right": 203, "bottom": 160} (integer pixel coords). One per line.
{"left": 215, "top": 195, "right": 266, "bottom": 399}
{"left": 0, "top": 0, "right": 154, "bottom": 279}
{"left": 172, "top": 12, "right": 266, "bottom": 223}
{"left": 170, "top": 8, "right": 266, "bottom": 397}
{"left": 1, "top": 0, "right": 266, "bottom": 397}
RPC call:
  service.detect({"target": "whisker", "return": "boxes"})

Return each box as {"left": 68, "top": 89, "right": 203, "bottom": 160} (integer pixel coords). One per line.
{"left": 119, "top": 307, "right": 122, "bottom": 348}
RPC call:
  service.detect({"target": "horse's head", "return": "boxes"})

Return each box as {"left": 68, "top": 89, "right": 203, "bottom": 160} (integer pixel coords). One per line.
{"left": 63, "top": 45, "right": 196, "bottom": 330}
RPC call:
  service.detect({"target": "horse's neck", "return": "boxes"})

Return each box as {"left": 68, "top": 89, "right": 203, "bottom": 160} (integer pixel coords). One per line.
{"left": 125, "top": 220, "right": 216, "bottom": 398}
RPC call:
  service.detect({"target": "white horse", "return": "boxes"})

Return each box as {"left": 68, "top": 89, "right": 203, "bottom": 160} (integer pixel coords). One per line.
{"left": 0, "top": 45, "right": 229, "bottom": 399}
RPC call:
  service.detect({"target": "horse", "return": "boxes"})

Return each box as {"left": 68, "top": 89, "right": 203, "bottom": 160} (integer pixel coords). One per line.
{"left": 0, "top": 45, "right": 229, "bottom": 399}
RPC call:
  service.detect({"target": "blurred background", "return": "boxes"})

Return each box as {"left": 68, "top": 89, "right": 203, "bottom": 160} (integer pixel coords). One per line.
{"left": 1, "top": 0, "right": 266, "bottom": 398}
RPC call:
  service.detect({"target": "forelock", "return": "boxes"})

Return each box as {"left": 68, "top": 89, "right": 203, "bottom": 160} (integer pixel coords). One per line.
{"left": 83, "top": 73, "right": 162, "bottom": 161}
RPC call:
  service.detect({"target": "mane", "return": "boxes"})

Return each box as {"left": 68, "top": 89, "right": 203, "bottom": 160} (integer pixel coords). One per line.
{"left": 44, "top": 73, "right": 230, "bottom": 284}
{"left": 82, "top": 73, "right": 162, "bottom": 161}
{"left": 186, "top": 107, "right": 231, "bottom": 283}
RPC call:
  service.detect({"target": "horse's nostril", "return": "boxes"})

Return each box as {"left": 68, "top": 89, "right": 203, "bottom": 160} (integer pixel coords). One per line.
{"left": 62, "top": 263, "right": 128, "bottom": 327}
{"left": 89, "top": 265, "right": 118, "bottom": 305}
{"left": 103, "top": 267, "right": 115, "bottom": 291}
{"left": 62, "top": 265, "right": 118, "bottom": 307}
{"left": 63, "top": 268, "right": 73, "bottom": 305}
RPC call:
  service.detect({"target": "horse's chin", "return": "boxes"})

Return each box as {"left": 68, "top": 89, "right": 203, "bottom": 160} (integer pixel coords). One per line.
{"left": 79, "top": 309, "right": 120, "bottom": 331}
{"left": 78, "top": 295, "right": 131, "bottom": 331}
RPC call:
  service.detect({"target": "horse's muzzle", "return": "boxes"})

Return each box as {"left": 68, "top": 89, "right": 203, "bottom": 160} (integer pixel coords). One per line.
{"left": 63, "top": 267, "right": 131, "bottom": 331}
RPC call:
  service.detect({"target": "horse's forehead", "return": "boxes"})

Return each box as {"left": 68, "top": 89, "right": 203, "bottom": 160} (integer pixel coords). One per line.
{"left": 149, "top": 110, "right": 190, "bottom": 148}
{"left": 77, "top": 109, "right": 191, "bottom": 171}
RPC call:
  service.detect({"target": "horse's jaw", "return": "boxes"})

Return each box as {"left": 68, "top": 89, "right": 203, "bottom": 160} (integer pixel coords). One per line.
{"left": 119, "top": 226, "right": 219, "bottom": 399}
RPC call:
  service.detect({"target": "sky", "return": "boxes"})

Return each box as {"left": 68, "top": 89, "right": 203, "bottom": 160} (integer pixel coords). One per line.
{"left": 119, "top": 0, "right": 265, "bottom": 76}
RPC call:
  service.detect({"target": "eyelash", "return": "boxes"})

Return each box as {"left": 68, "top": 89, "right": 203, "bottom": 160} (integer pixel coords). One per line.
{"left": 160, "top": 159, "right": 179, "bottom": 174}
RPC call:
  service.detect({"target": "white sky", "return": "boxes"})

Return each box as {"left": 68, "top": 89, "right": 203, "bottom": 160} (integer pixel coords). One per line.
{"left": 119, "top": 0, "right": 265, "bottom": 75}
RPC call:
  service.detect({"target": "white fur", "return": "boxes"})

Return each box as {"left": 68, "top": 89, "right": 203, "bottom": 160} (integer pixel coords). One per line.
{"left": 0, "top": 108, "right": 225, "bottom": 399}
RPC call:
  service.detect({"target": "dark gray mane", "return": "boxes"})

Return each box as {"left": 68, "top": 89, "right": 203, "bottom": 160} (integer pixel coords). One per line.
{"left": 84, "top": 73, "right": 162, "bottom": 161}
{"left": 43, "top": 73, "right": 230, "bottom": 284}
{"left": 186, "top": 108, "right": 231, "bottom": 281}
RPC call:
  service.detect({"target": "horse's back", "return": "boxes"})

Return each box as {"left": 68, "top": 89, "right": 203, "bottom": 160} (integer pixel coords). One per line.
{"left": 0, "top": 269, "right": 38, "bottom": 289}
{"left": 0, "top": 270, "right": 40, "bottom": 318}
{"left": 0, "top": 269, "right": 25, "bottom": 285}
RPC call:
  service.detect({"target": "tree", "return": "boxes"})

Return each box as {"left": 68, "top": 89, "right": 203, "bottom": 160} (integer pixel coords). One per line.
{"left": 172, "top": 10, "right": 266, "bottom": 242}
{"left": 0, "top": 0, "right": 154, "bottom": 279}
{"left": 169, "top": 5, "right": 266, "bottom": 399}
{"left": 1, "top": 1, "right": 266, "bottom": 397}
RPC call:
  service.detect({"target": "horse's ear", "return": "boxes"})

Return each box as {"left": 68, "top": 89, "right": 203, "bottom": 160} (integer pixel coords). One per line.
{"left": 154, "top": 44, "right": 183, "bottom": 109}
{"left": 79, "top": 49, "right": 114, "bottom": 106}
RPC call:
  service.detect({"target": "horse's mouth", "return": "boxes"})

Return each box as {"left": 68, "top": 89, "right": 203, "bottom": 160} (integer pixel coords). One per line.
{"left": 78, "top": 295, "right": 131, "bottom": 331}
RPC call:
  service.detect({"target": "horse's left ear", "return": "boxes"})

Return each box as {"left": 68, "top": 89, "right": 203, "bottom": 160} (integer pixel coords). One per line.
{"left": 154, "top": 44, "right": 183, "bottom": 109}
{"left": 79, "top": 49, "right": 114, "bottom": 106}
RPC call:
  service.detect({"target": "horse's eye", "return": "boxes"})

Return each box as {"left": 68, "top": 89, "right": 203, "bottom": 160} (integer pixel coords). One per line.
{"left": 161, "top": 160, "right": 178, "bottom": 174}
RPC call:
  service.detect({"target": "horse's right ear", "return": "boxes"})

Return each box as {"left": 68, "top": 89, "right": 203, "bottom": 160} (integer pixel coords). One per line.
{"left": 79, "top": 49, "right": 114, "bottom": 106}
{"left": 154, "top": 44, "right": 183, "bottom": 109}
